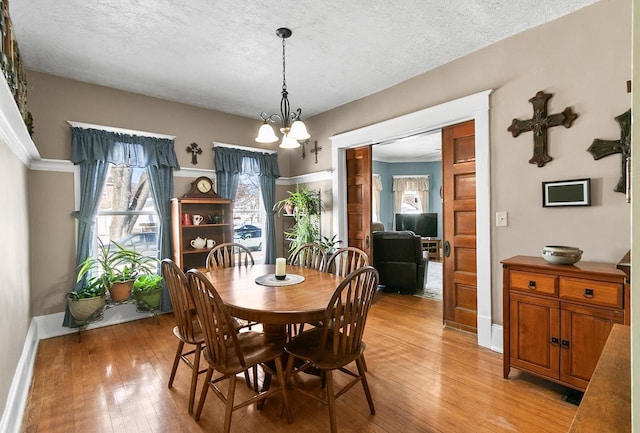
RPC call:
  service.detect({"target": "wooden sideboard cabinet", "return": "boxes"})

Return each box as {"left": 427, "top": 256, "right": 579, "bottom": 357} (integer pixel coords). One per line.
{"left": 502, "top": 255, "right": 628, "bottom": 391}
{"left": 171, "top": 197, "right": 233, "bottom": 270}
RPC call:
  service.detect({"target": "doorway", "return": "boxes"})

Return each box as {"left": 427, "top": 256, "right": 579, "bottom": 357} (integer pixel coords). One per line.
{"left": 330, "top": 90, "right": 493, "bottom": 349}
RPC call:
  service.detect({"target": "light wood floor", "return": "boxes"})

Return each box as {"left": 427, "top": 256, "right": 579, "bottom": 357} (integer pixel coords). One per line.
{"left": 22, "top": 293, "right": 577, "bottom": 433}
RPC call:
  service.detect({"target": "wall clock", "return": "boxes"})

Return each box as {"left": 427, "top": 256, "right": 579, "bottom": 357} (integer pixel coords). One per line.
{"left": 183, "top": 176, "right": 220, "bottom": 198}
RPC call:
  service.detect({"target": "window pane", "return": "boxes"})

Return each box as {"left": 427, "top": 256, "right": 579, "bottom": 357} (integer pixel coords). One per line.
{"left": 94, "top": 165, "right": 159, "bottom": 273}
{"left": 233, "top": 173, "right": 264, "bottom": 261}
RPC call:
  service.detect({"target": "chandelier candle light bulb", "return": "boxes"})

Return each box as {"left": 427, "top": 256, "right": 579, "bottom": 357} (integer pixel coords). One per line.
{"left": 275, "top": 257, "right": 286, "bottom": 280}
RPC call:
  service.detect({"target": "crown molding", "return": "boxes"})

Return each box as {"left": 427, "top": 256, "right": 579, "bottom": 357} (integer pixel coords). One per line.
{"left": 0, "top": 77, "right": 39, "bottom": 167}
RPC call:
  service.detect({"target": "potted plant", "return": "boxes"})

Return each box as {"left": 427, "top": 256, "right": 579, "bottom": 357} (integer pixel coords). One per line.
{"left": 77, "top": 239, "right": 158, "bottom": 302}
{"left": 132, "top": 274, "right": 164, "bottom": 312}
{"left": 274, "top": 186, "right": 322, "bottom": 255}
{"left": 319, "top": 234, "right": 342, "bottom": 255}
{"left": 67, "top": 276, "right": 107, "bottom": 323}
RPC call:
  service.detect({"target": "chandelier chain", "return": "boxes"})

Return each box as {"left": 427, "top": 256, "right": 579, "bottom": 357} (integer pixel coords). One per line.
{"left": 281, "top": 37, "right": 287, "bottom": 92}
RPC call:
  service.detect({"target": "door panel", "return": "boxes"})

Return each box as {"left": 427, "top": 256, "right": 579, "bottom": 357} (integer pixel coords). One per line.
{"left": 443, "top": 120, "right": 478, "bottom": 332}
{"left": 510, "top": 293, "right": 560, "bottom": 379}
{"left": 346, "top": 146, "right": 372, "bottom": 257}
{"left": 560, "top": 302, "right": 624, "bottom": 389}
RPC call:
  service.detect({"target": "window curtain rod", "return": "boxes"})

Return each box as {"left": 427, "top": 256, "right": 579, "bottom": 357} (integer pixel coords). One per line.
{"left": 213, "top": 141, "right": 277, "bottom": 154}
{"left": 67, "top": 121, "right": 176, "bottom": 140}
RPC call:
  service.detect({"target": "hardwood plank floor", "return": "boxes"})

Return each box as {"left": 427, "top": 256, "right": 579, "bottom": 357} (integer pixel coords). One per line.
{"left": 22, "top": 293, "right": 577, "bottom": 432}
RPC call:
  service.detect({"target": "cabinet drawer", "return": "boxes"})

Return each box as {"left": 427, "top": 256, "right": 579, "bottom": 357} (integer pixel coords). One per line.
{"left": 510, "top": 271, "right": 557, "bottom": 296}
{"left": 559, "top": 277, "right": 622, "bottom": 308}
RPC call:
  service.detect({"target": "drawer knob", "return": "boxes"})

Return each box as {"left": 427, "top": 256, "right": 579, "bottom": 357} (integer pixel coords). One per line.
{"left": 561, "top": 340, "right": 570, "bottom": 349}
{"left": 550, "top": 337, "right": 559, "bottom": 345}
{"left": 583, "top": 288, "right": 594, "bottom": 298}
{"left": 528, "top": 280, "right": 537, "bottom": 290}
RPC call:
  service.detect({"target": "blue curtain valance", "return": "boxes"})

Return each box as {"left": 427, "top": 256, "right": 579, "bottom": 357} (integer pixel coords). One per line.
{"left": 71, "top": 127, "right": 180, "bottom": 169}
{"left": 214, "top": 146, "right": 280, "bottom": 177}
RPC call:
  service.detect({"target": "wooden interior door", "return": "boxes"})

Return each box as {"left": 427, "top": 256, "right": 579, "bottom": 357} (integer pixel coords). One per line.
{"left": 346, "top": 146, "right": 372, "bottom": 258}
{"left": 442, "top": 120, "right": 477, "bottom": 332}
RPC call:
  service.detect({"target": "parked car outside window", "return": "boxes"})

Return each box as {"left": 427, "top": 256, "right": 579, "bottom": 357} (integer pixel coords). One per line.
{"left": 234, "top": 224, "right": 262, "bottom": 251}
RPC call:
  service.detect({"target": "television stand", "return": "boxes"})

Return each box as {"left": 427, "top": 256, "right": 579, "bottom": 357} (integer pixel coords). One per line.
{"left": 421, "top": 238, "right": 441, "bottom": 261}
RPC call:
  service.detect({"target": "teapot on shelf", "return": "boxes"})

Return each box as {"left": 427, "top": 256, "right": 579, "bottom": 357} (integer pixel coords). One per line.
{"left": 190, "top": 237, "right": 207, "bottom": 249}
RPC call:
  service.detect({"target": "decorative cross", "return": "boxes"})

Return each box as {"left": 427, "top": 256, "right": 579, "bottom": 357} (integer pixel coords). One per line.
{"left": 507, "top": 90, "right": 578, "bottom": 167}
{"left": 587, "top": 109, "right": 631, "bottom": 195}
{"left": 186, "top": 142, "right": 202, "bottom": 165}
{"left": 301, "top": 140, "right": 323, "bottom": 164}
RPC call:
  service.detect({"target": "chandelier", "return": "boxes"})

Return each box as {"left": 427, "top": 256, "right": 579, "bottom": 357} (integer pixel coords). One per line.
{"left": 255, "top": 27, "right": 310, "bottom": 148}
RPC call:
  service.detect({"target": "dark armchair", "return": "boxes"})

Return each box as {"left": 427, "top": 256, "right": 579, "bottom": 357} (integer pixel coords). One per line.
{"left": 372, "top": 231, "right": 428, "bottom": 294}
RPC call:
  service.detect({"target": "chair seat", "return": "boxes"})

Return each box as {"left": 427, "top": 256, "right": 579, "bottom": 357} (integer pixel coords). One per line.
{"left": 203, "top": 330, "right": 284, "bottom": 376}
{"left": 285, "top": 328, "right": 366, "bottom": 370}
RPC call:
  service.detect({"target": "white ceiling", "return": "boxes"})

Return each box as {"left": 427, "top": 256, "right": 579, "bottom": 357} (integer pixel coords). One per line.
{"left": 372, "top": 130, "right": 442, "bottom": 163}
{"left": 11, "top": 0, "right": 597, "bottom": 126}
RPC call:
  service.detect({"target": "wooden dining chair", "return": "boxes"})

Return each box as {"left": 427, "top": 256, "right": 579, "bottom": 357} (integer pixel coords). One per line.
{"left": 325, "top": 246, "right": 369, "bottom": 277}
{"left": 205, "top": 242, "right": 254, "bottom": 271}
{"left": 161, "top": 258, "right": 207, "bottom": 414}
{"left": 186, "top": 269, "right": 293, "bottom": 432}
{"left": 284, "top": 266, "right": 379, "bottom": 433}
{"left": 289, "top": 242, "right": 327, "bottom": 271}
{"left": 288, "top": 242, "right": 328, "bottom": 335}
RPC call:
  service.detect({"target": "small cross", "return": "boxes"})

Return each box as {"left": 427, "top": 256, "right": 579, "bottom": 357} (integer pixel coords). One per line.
{"left": 302, "top": 140, "right": 322, "bottom": 164}
{"left": 587, "top": 109, "right": 630, "bottom": 195}
{"left": 507, "top": 91, "right": 578, "bottom": 167}
{"left": 186, "top": 142, "right": 202, "bottom": 165}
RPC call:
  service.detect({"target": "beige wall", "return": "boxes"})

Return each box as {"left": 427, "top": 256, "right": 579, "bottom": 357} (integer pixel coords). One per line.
{"left": 293, "top": 0, "right": 631, "bottom": 324}
{"left": 26, "top": 0, "right": 630, "bottom": 324}
{"left": 0, "top": 139, "right": 30, "bottom": 412}
{"left": 26, "top": 72, "right": 290, "bottom": 316}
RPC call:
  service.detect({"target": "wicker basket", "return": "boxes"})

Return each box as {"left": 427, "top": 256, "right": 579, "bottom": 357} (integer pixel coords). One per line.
{"left": 68, "top": 295, "right": 106, "bottom": 322}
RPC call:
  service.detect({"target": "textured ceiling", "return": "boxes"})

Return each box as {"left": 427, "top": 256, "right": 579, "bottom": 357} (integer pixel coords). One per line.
{"left": 11, "top": 0, "right": 597, "bottom": 122}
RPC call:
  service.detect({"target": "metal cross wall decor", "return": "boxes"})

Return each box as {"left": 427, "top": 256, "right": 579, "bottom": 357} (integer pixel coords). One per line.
{"left": 507, "top": 90, "right": 578, "bottom": 167}
{"left": 186, "top": 142, "right": 202, "bottom": 165}
{"left": 587, "top": 109, "right": 631, "bottom": 199}
{"left": 301, "top": 140, "right": 322, "bottom": 164}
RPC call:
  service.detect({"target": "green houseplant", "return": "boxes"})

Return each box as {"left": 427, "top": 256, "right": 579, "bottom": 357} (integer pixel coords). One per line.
{"left": 132, "top": 274, "right": 164, "bottom": 311}
{"left": 76, "top": 238, "right": 158, "bottom": 302}
{"left": 67, "top": 276, "right": 107, "bottom": 323}
{"left": 274, "top": 186, "right": 322, "bottom": 256}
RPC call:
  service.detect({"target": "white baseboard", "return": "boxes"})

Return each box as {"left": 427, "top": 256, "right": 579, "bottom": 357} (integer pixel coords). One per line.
{"left": 0, "top": 320, "right": 38, "bottom": 433}
{"left": 491, "top": 324, "right": 504, "bottom": 353}
{"left": 0, "top": 306, "right": 163, "bottom": 433}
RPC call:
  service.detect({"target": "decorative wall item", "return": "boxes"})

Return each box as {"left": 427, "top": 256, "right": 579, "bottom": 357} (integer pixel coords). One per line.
{"left": 0, "top": 0, "right": 28, "bottom": 130}
{"left": 507, "top": 90, "right": 578, "bottom": 167}
{"left": 587, "top": 109, "right": 630, "bottom": 199}
{"left": 301, "top": 140, "right": 322, "bottom": 164}
{"left": 186, "top": 142, "right": 202, "bottom": 165}
{"left": 542, "top": 178, "right": 591, "bottom": 207}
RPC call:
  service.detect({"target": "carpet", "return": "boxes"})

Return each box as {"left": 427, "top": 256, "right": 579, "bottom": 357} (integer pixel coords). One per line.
{"left": 415, "top": 261, "right": 442, "bottom": 300}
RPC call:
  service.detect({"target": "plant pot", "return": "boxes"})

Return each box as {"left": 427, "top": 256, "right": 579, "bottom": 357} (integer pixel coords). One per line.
{"left": 67, "top": 294, "right": 106, "bottom": 323}
{"left": 134, "top": 287, "right": 163, "bottom": 311}
{"left": 109, "top": 280, "right": 134, "bottom": 301}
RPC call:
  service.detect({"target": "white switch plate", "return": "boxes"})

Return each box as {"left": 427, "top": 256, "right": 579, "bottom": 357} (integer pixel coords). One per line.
{"left": 496, "top": 211, "right": 508, "bottom": 227}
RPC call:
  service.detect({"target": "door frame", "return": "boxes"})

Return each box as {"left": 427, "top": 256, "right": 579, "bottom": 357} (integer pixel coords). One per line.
{"left": 330, "top": 89, "right": 493, "bottom": 349}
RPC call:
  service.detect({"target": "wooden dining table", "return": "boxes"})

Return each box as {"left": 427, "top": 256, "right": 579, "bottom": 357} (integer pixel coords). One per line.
{"left": 205, "top": 264, "right": 344, "bottom": 341}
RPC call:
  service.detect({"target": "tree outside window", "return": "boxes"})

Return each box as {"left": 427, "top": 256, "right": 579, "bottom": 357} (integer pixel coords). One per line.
{"left": 94, "top": 165, "right": 159, "bottom": 271}
{"left": 233, "top": 173, "right": 265, "bottom": 260}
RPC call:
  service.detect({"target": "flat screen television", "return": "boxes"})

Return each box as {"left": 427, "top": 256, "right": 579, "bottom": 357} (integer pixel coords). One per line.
{"left": 395, "top": 213, "right": 438, "bottom": 238}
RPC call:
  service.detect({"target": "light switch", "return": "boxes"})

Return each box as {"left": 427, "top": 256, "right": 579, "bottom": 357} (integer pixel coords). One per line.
{"left": 496, "top": 211, "right": 508, "bottom": 227}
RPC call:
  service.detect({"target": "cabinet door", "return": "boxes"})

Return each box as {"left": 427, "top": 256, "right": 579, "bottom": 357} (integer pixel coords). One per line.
{"left": 510, "top": 293, "right": 560, "bottom": 380}
{"left": 560, "top": 303, "right": 624, "bottom": 390}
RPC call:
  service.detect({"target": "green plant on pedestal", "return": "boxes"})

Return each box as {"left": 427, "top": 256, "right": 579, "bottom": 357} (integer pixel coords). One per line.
{"left": 274, "top": 185, "right": 322, "bottom": 256}
{"left": 132, "top": 274, "right": 164, "bottom": 311}
{"left": 76, "top": 239, "right": 158, "bottom": 302}
{"left": 67, "top": 276, "right": 107, "bottom": 323}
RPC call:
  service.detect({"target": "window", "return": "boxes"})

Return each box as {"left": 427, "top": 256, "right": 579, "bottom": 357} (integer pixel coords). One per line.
{"left": 233, "top": 173, "right": 264, "bottom": 260}
{"left": 93, "top": 165, "right": 159, "bottom": 271}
